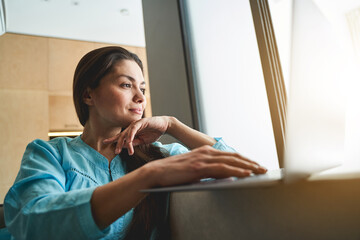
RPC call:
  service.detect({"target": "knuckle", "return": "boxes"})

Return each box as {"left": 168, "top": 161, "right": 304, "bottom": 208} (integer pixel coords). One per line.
{"left": 227, "top": 156, "right": 238, "bottom": 165}
{"left": 197, "top": 145, "right": 213, "bottom": 154}
{"left": 231, "top": 152, "right": 243, "bottom": 159}
{"left": 213, "top": 163, "right": 227, "bottom": 170}
{"left": 192, "top": 152, "right": 211, "bottom": 162}
{"left": 189, "top": 161, "right": 205, "bottom": 173}
{"left": 203, "top": 145, "right": 213, "bottom": 150}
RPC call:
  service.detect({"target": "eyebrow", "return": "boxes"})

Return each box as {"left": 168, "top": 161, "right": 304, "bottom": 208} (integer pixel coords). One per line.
{"left": 117, "top": 74, "right": 145, "bottom": 85}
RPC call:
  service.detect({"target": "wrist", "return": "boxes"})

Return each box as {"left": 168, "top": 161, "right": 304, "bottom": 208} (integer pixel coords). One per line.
{"left": 166, "top": 116, "right": 179, "bottom": 135}
{"left": 139, "top": 161, "right": 162, "bottom": 188}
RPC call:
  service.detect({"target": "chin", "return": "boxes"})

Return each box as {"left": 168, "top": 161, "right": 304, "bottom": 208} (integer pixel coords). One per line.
{"left": 121, "top": 117, "right": 142, "bottom": 127}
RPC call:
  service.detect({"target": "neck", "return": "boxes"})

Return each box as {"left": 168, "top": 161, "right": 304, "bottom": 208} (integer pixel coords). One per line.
{"left": 81, "top": 119, "right": 122, "bottom": 161}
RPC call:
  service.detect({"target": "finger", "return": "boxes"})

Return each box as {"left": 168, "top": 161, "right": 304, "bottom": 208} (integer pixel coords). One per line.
{"left": 201, "top": 163, "right": 252, "bottom": 179}
{"left": 103, "top": 134, "right": 120, "bottom": 144}
{"left": 118, "top": 124, "right": 140, "bottom": 155}
{"left": 193, "top": 146, "right": 267, "bottom": 173}
{"left": 116, "top": 133, "right": 136, "bottom": 155}
{"left": 131, "top": 138, "right": 143, "bottom": 147}
{"left": 194, "top": 148, "right": 254, "bottom": 167}
{"left": 209, "top": 150, "right": 267, "bottom": 173}
{"left": 212, "top": 150, "right": 259, "bottom": 165}
{"left": 126, "top": 122, "right": 143, "bottom": 145}
{"left": 230, "top": 156, "right": 267, "bottom": 174}
{"left": 115, "top": 134, "right": 127, "bottom": 154}
{"left": 202, "top": 154, "right": 267, "bottom": 174}
{"left": 127, "top": 142, "right": 135, "bottom": 156}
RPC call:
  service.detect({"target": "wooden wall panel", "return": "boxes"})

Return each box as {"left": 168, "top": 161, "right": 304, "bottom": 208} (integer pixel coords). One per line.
{"left": 0, "top": 33, "right": 48, "bottom": 90}
{"left": 48, "top": 38, "right": 95, "bottom": 93}
{"left": 49, "top": 95, "right": 83, "bottom": 131}
{"left": 0, "top": 89, "right": 48, "bottom": 201}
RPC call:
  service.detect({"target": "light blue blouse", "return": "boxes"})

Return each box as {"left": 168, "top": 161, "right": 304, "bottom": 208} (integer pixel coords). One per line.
{"left": 3, "top": 136, "right": 235, "bottom": 240}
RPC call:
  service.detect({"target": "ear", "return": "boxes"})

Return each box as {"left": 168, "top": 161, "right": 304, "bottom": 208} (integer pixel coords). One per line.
{"left": 83, "top": 88, "right": 94, "bottom": 106}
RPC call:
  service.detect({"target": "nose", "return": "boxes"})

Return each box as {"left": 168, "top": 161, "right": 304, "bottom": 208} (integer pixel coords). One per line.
{"left": 133, "top": 87, "right": 146, "bottom": 103}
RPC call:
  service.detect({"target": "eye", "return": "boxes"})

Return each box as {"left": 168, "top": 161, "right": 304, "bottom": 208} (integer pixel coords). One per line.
{"left": 121, "top": 83, "right": 132, "bottom": 88}
{"left": 140, "top": 88, "right": 146, "bottom": 94}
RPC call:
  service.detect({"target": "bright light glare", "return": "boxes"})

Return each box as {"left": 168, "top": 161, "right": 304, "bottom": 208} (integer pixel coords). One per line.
{"left": 284, "top": 0, "right": 357, "bottom": 182}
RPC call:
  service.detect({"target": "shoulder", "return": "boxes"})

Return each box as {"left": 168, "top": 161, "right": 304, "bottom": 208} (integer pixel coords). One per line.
{"left": 10, "top": 138, "right": 74, "bottom": 188}
{"left": 27, "top": 136, "right": 72, "bottom": 152}
{"left": 29, "top": 137, "right": 71, "bottom": 149}
{"left": 23, "top": 137, "right": 74, "bottom": 165}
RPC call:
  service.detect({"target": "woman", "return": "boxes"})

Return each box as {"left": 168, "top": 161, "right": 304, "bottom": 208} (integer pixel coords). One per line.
{"left": 4, "top": 46, "right": 267, "bottom": 240}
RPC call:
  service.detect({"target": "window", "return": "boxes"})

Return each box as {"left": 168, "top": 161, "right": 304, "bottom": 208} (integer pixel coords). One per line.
{"left": 143, "top": 0, "right": 360, "bottom": 177}
{"left": 181, "top": 0, "right": 280, "bottom": 170}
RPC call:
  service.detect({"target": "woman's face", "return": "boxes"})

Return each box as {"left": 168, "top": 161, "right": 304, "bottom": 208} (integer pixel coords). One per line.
{"left": 87, "top": 60, "right": 146, "bottom": 128}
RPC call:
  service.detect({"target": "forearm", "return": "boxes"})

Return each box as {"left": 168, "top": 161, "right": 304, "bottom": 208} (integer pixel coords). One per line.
{"left": 166, "top": 117, "right": 216, "bottom": 149}
{"left": 5, "top": 186, "right": 105, "bottom": 240}
{"left": 91, "top": 165, "right": 155, "bottom": 229}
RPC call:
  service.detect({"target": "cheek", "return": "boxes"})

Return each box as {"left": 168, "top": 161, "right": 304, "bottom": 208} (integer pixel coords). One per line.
{"left": 114, "top": 94, "right": 132, "bottom": 109}
{"left": 107, "top": 90, "right": 126, "bottom": 102}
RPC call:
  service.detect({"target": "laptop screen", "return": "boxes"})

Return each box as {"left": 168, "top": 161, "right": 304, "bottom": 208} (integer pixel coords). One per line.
{"left": 283, "top": 0, "right": 350, "bottom": 182}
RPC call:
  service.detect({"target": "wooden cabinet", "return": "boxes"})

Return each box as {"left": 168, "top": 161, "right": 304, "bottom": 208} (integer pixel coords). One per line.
{"left": 0, "top": 33, "right": 50, "bottom": 200}
{"left": 48, "top": 38, "right": 95, "bottom": 93}
{"left": 0, "top": 34, "right": 48, "bottom": 90}
{"left": 49, "top": 95, "right": 83, "bottom": 131}
{"left": 0, "top": 89, "right": 49, "bottom": 200}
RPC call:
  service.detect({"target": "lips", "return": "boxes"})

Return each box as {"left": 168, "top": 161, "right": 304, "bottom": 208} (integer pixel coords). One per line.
{"left": 129, "top": 108, "right": 143, "bottom": 115}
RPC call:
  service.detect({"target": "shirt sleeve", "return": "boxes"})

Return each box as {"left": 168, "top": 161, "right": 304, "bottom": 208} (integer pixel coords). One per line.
{"left": 4, "top": 139, "right": 109, "bottom": 240}
{"left": 212, "top": 137, "right": 237, "bottom": 153}
{"left": 153, "top": 137, "right": 237, "bottom": 156}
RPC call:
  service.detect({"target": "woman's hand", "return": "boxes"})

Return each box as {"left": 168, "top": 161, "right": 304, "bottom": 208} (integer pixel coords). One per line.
{"left": 104, "top": 116, "right": 172, "bottom": 155}
{"left": 143, "top": 145, "right": 268, "bottom": 187}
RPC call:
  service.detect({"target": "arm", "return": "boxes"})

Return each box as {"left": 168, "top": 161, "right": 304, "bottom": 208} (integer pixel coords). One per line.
{"left": 91, "top": 144, "right": 265, "bottom": 229}
{"left": 106, "top": 116, "right": 258, "bottom": 165}
{"left": 93, "top": 117, "right": 267, "bottom": 229}
{"left": 105, "top": 116, "right": 220, "bottom": 154}
{"left": 5, "top": 139, "right": 154, "bottom": 237}
{"left": 4, "top": 140, "right": 107, "bottom": 240}
{"left": 166, "top": 116, "right": 216, "bottom": 149}
{"left": 6, "top": 133, "right": 266, "bottom": 238}
{"left": 90, "top": 166, "right": 151, "bottom": 229}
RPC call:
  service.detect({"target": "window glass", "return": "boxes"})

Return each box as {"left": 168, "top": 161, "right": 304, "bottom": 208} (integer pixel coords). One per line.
{"left": 184, "top": 0, "right": 279, "bottom": 170}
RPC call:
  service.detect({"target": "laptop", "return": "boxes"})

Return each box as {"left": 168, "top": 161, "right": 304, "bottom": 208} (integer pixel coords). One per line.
{"left": 141, "top": 169, "right": 284, "bottom": 193}
{"left": 142, "top": 0, "right": 348, "bottom": 193}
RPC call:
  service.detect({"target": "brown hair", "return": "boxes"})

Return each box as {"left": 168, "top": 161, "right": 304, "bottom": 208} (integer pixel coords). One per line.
{"left": 121, "top": 146, "right": 170, "bottom": 240}
{"left": 73, "top": 46, "right": 169, "bottom": 239}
